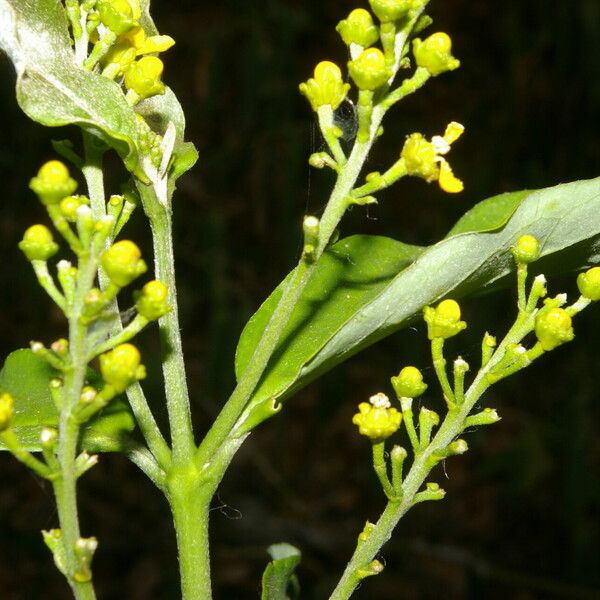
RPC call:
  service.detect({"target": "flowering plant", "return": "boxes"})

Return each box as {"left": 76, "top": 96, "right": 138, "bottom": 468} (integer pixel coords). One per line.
{"left": 0, "top": 1, "right": 599, "bottom": 598}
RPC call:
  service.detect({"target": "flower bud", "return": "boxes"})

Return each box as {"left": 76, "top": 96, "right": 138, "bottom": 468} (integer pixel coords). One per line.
{"left": 96, "top": 0, "right": 141, "bottom": 35}
{"left": 299, "top": 61, "right": 350, "bottom": 112}
{"left": 0, "top": 392, "right": 14, "bottom": 432}
{"left": 59, "top": 195, "right": 90, "bottom": 222}
{"left": 413, "top": 32, "right": 460, "bottom": 76}
{"left": 124, "top": 56, "right": 166, "bottom": 100}
{"left": 465, "top": 408, "right": 501, "bottom": 428}
{"left": 391, "top": 366, "right": 427, "bottom": 398}
{"left": 336, "top": 9, "right": 379, "bottom": 48}
{"left": 40, "top": 427, "right": 58, "bottom": 449}
{"left": 348, "top": 47, "right": 391, "bottom": 91}
{"left": 352, "top": 393, "right": 402, "bottom": 441}
{"left": 99, "top": 343, "right": 146, "bottom": 393}
{"left": 401, "top": 133, "right": 438, "bottom": 181}
{"left": 19, "top": 225, "right": 59, "bottom": 261}
{"left": 534, "top": 306, "right": 574, "bottom": 351}
{"left": 29, "top": 161, "right": 78, "bottom": 206}
{"left": 577, "top": 266, "right": 600, "bottom": 301}
{"left": 368, "top": 0, "right": 418, "bottom": 23}
{"left": 512, "top": 234, "right": 540, "bottom": 264}
{"left": 423, "top": 299, "right": 467, "bottom": 340}
{"left": 135, "top": 280, "right": 171, "bottom": 320}
{"left": 101, "top": 240, "right": 147, "bottom": 287}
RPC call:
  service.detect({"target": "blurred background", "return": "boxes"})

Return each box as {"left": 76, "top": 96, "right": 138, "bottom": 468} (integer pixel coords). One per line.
{"left": 1, "top": 0, "right": 599, "bottom": 598}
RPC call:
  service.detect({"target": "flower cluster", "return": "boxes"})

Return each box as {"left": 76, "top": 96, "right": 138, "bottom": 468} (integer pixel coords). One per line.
{"left": 81, "top": 0, "right": 174, "bottom": 105}
{"left": 299, "top": 3, "right": 464, "bottom": 196}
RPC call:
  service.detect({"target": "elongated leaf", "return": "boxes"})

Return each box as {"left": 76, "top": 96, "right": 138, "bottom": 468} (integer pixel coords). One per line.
{"left": 0, "top": 0, "right": 196, "bottom": 183}
{"left": 235, "top": 235, "right": 425, "bottom": 388}
{"left": 236, "top": 178, "right": 600, "bottom": 410}
{"left": 261, "top": 543, "right": 301, "bottom": 600}
{"left": 0, "top": 350, "right": 137, "bottom": 452}
{"left": 0, "top": 0, "right": 144, "bottom": 175}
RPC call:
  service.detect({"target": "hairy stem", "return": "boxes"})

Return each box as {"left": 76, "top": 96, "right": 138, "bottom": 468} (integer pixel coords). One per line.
{"left": 83, "top": 133, "right": 171, "bottom": 469}
{"left": 53, "top": 253, "right": 98, "bottom": 600}
{"left": 150, "top": 206, "right": 195, "bottom": 464}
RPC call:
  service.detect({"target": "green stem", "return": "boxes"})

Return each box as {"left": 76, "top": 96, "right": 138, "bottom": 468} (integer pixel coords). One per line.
{"left": 431, "top": 338, "right": 455, "bottom": 407}
{"left": 150, "top": 208, "right": 195, "bottom": 464}
{"left": 400, "top": 398, "right": 419, "bottom": 452}
{"left": 0, "top": 430, "right": 51, "bottom": 478}
{"left": 517, "top": 264, "right": 527, "bottom": 311}
{"left": 32, "top": 261, "right": 67, "bottom": 312}
{"left": 372, "top": 442, "right": 396, "bottom": 499}
{"left": 168, "top": 435, "right": 246, "bottom": 600}
{"left": 329, "top": 311, "right": 537, "bottom": 600}
{"left": 89, "top": 314, "right": 150, "bottom": 358}
{"left": 196, "top": 130, "right": 382, "bottom": 469}
{"left": 83, "top": 134, "right": 171, "bottom": 469}
{"left": 317, "top": 105, "right": 347, "bottom": 166}
{"left": 53, "top": 252, "right": 98, "bottom": 599}
{"left": 169, "top": 479, "right": 212, "bottom": 600}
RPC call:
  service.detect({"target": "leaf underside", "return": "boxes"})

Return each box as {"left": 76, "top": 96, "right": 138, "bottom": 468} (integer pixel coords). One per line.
{"left": 0, "top": 0, "right": 196, "bottom": 182}
{"left": 236, "top": 179, "right": 600, "bottom": 409}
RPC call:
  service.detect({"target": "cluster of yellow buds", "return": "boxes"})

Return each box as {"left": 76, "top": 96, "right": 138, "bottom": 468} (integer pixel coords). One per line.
{"left": 102, "top": 26, "right": 175, "bottom": 80}
{"left": 401, "top": 122, "right": 465, "bottom": 193}
{"left": 83, "top": 0, "right": 173, "bottom": 105}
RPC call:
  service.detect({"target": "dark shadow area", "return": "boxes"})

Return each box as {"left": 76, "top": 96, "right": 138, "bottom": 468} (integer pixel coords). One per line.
{"left": 1, "top": 0, "right": 599, "bottom": 598}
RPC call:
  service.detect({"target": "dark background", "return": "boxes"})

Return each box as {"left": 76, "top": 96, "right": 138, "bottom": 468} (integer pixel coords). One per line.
{"left": 1, "top": 0, "right": 600, "bottom": 598}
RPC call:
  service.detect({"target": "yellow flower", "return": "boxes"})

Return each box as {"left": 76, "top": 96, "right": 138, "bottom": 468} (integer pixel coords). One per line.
{"left": 401, "top": 122, "right": 464, "bottom": 193}
{"left": 352, "top": 393, "right": 402, "bottom": 441}
{"left": 102, "top": 27, "right": 175, "bottom": 78}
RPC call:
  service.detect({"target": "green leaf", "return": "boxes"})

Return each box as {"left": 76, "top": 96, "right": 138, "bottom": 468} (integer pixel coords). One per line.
{"left": 261, "top": 543, "right": 301, "bottom": 600}
{"left": 235, "top": 235, "right": 425, "bottom": 400}
{"left": 0, "top": 0, "right": 144, "bottom": 176}
{"left": 0, "top": 0, "right": 196, "bottom": 183}
{"left": 236, "top": 178, "right": 600, "bottom": 410}
{"left": 0, "top": 350, "right": 137, "bottom": 453}
{"left": 446, "top": 190, "right": 530, "bottom": 236}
